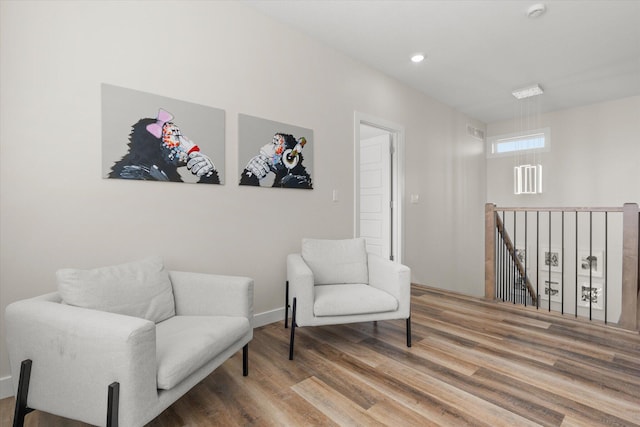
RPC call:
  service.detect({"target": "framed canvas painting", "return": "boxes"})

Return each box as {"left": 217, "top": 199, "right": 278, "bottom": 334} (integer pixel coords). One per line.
{"left": 238, "top": 113, "right": 313, "bottom": 189}
{"left": 102, "top": 84, "right": 225, "bottom": 184}
{"left": 578, "top": 281, "right": 603, "bottom": 310}
{"left": 540, "top": 247, "right": 562, "bottom": 273}
{"left": 539, "top": 274, "right": 562, "bottom": 303}
{"left": 577, "top": 250, "right": 604, "bottom": 278}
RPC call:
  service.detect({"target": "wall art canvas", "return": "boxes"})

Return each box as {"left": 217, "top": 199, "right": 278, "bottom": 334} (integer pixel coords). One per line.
{"left": 577, "top": 250, "right": 604, "bottom": 278}
{"left": 539, "top": 275, "right": 562, "bottom": 303}
{"left": 102, "top": 84, "right": 225, "bottom": 184}
{"left": 540, "top": 247, "right": 562, "bottom": 273}
{"left": 238, "top": 113, "right": 313, "bottom": 189}
{"left": 578, "top": 281, "right": 603, "bottom": 310}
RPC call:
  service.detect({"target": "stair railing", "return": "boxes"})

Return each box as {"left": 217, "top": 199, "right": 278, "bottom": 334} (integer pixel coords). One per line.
{"left": 485, "top": 203, "right": 639, "bottom": 330}
{"left": 495, "top": 213, "right": 537, "bottom": 304}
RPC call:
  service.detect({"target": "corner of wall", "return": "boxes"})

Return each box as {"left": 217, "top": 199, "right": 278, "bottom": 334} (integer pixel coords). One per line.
{"left": 0, "top": 375, "right": 13, "bottom": 399}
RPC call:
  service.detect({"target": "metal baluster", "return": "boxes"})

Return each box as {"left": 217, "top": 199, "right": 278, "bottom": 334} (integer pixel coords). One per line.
{"left": 589, "top": 211, "right": 593, "bottom": 321}
{"left": 604, "top": 211, "right": 608, "bottom": 324}
{"left": 525, "top": 211, "right": 529, "bottom": 305}
{"left": 575, "top": 211, "right": 578, "bottom": 318}
{"left": 536, "top": 211, "right": 540, "bottom": 309}
{"left": 548, "top": 210, "right": 552, "bottom": 312}
{"left": 561, "top": 212, "right": 565, "bottom": 315}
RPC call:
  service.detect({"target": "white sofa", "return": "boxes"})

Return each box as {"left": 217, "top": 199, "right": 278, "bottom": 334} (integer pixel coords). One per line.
{"left": 5, "top": 257, "right": 254, "bottom": 427}
{"left": 285, "top": 238, "right": 411, "bottom": 360}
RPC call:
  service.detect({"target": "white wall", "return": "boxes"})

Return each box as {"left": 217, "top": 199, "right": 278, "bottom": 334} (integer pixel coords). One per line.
{"left": 0, "top": 1, "right": 486, "bottom": 385}
{"left": 405, "top": 112, "right": 487, "bottom": 295}
{"left": 487, "top": 95, "right": 640, "bottom": 207}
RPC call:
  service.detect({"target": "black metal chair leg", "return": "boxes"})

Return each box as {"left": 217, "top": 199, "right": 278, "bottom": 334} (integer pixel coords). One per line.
{"left": 289, "top": 297, "right": 297, "bottom": 360}
{"left": 406, "top": 316, "right": 412, "bottom": 347}
{"left": 284, "top": 281, "right": 289, "bottom": 329}
{"left": 107, "top": 382, "right": 119, "bottom": 427}
{"left": 13, "top": 359, "right": 33, "bottom": 427}
{"left": 242, "top": 344, "right": 249, "bottom": 376}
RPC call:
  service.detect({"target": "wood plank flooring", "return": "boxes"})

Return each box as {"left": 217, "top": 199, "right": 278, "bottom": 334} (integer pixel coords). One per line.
{"left": 2, "top": 285, "right": 639, "bottom": 426}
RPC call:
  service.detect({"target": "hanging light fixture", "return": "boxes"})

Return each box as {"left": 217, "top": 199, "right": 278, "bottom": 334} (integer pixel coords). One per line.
{"left": 512, "top": 83, "right": 544, "bottom": 194}
{"left": 512, "top": 84, "right": 544, "bottom": 99}
{"left": 514, "top": 164, "right": 542, "bottom": 194}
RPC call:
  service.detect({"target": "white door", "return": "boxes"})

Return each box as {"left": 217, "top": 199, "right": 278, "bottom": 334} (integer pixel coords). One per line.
{"left": 359, "top": 133, "right": 392, "bottom": 259}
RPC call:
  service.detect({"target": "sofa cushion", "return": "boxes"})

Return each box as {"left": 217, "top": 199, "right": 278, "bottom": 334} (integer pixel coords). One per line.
{"left": 56, "top": 256, "right": 175, "bottom": 323}
{"left": 155, "top": 315, "right": 250, "bottom": 389}
{"left": 313, "top": 283, "right": 398, "bottom": 317}
{"left": 302, "top": 238, "right": 368, "bottom": 285}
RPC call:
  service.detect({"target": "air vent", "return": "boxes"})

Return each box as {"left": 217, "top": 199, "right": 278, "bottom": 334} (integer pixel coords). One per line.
{"left": 467, "top": 124, "right": 485, "bottom": 141}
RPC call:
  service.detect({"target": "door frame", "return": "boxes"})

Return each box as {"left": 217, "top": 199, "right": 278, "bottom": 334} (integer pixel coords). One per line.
{"left": 354, "top": 111, "right": 405, "bottom": 264}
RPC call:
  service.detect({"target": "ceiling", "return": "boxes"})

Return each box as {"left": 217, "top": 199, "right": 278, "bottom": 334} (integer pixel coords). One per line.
{"left": 243, "top": 0, "right": 640, "bottom": 124}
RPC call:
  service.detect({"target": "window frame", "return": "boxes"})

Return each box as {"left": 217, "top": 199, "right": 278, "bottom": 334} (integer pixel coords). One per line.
{"left": 486, "top": 127, "right": 551, "bottom": 158}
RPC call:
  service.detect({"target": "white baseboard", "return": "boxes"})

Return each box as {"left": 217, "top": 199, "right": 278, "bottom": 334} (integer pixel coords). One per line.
{"left": 0, "top": 307, "right": 286, "bottom": 400}
{"left": 254, "top": 306, "right": 285, "bottom": 328}
{"left": 0, "top": 375, "right": 13, "bottom": 399}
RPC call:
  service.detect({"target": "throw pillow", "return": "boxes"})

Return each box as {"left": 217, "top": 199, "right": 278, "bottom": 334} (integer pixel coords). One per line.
{"left": 301, "top": 238, "right": 369, "bottom": 285}
{"left": 56, "top": 256, "right": 175, "bottom": 323}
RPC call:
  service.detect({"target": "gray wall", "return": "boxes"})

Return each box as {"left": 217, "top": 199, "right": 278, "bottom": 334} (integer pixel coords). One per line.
{"left": 0, "top": 1, "right": 486, "bottom": 385}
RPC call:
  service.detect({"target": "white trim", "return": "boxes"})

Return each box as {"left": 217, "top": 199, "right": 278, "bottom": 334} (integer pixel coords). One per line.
{"left": 253, "top": 307, "right": 285, "bottom": 328}
{"left": 486, "top": 127, "right": 551, "bottom": 158}
{"left": 354, "top": 111, "right": 406, "bottom": 264}
{"left": 0, "top": 375, "right": 13, "bottom": 399}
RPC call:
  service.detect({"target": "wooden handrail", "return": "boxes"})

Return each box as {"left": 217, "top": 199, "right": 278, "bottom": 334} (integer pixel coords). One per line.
{"left": 495, "top": 213, "right": 537, "bottom": 304}
{"left": 494, "top": 207, "right": 623, "bottom": 213}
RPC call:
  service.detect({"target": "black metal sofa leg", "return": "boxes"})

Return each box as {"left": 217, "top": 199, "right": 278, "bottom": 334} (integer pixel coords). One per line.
{"left": 13, "top": 359, "right": 34, "bottom": 427}
{"left": 406, "top": 316, "right": 412, "bottom": 347}
{"left": 107, "top": 382, "right": 119, "bottom": 427}
{"left": 289, "top": 297, "right": 297, "bottom": 360}
{"left": 13, "top": 360, "right": 120, "bottom": 427}
{"left": 243, "top": 344, "right": 249, "bottom": 376}
{"left": 284, "top": 281, "right": 289, "bottom": 329}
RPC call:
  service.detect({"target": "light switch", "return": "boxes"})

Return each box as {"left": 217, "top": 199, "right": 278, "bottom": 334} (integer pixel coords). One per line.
{"left": 410, "top": 194, "right": 419, "bottom": 204}
{"left": 332, "top": 189, "right": 339, "bottom": 202}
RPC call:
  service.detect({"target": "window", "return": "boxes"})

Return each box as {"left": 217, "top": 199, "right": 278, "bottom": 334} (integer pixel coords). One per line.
{"left": 487, "top": 127, "right": 550, "bottom": 158}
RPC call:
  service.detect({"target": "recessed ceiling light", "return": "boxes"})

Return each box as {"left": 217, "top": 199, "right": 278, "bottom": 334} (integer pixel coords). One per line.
{"left": 527, "top": 3, "right": 547, "bottom": 18}
{"left": 411, "top": 53, "right": 425, "bottom": 63}
{"left": 512, "top": 84, "right": 544, "bottom": 99}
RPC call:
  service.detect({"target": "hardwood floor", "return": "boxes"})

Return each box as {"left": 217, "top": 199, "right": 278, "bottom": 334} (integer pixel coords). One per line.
{"left": 2, "top": 285, "right": 639, "bottom": 426}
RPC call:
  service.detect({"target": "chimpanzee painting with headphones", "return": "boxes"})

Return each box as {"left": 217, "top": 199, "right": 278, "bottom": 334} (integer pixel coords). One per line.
{"left": 238, "top": 113, "right": 313, "bottom": 189}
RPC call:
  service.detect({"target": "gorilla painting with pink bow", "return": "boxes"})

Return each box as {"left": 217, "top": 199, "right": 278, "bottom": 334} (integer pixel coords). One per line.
{"left": 102, "top": 84, "right": 225, "bottom": 185}
{"left": 108, "top": 109, "right": 220, "bottom": 183}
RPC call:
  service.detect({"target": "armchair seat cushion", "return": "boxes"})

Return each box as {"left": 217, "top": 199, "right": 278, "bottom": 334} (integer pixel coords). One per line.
{"left": 313, "top": 284, "right": 398, "bottom": 317}
{"left": 156, "top": 315, "right": 250, "bottom": 390}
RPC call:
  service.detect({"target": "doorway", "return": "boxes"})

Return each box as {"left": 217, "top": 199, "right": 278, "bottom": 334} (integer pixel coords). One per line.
{"left": 354, "top": 112, "right": 405, "bottom": 263}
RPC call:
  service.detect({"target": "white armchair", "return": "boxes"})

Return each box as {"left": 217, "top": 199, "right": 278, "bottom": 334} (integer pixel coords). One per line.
{"left": 285, "top": 238, "right": 411, "bottom": 360}
{"left": 5, "top": 257, "right": 253, "bottom": 427}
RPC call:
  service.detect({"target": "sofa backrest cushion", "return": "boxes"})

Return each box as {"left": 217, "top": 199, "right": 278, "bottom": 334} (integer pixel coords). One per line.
{"left": 56, "top": 256, "right": 175, "bottom": 323}
{"left": 301, "top": 238, "right": 369, "bottom": 285}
